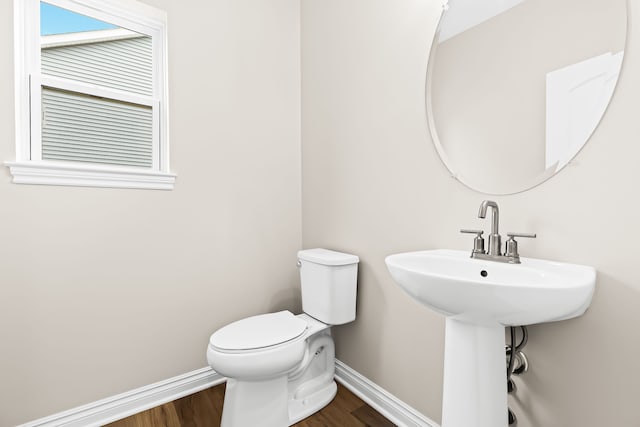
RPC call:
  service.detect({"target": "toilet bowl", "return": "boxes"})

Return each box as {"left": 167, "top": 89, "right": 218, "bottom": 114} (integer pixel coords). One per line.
{"left": 206, "top": 248, "right": 359, "bottom": 427}
{"left": 207, "top": 311, "right": 336, "bottom": 426}
{"left": 208, "top": 310, "right": 308, "bottom": 381}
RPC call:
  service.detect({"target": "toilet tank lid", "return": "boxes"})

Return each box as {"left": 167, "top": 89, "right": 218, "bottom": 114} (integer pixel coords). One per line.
{"left": 297, "top": 248, "right": 359, "bottom": 266}
{"left": 209, "top": 311, "right": 307, "bottom": 351}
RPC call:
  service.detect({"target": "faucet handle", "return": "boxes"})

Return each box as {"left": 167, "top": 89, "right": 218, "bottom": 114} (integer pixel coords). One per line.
{"left": 506, "top": 232, "right": 537, "bottom": 239}
{"left": 460, "top": 229, "right": 484, "bottom": 236}
{"left": 460, "top": 229, "right": 486, "bottom": 255}
{"left": 505, "top": 233, "right": 536, "bottom": 261}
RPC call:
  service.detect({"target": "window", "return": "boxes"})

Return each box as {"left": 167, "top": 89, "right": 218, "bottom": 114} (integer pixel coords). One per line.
{"left": 10, "top": 0, "right": 175, "bottom": 190}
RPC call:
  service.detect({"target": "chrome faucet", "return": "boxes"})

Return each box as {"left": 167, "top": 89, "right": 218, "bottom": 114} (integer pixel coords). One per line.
{"left": 460, "top": 200, "right": 536, "bottom": 264}
{"left": 478, "top": 200, "right": 501, "bottom": 256}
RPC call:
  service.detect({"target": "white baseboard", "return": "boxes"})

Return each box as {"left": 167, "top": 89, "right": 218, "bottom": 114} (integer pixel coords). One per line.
{"left": 335, "top": 360, "right": 440, "bottom": 427}
{"left": 19, "top": 361, "right": 438, "bottom": 427}
{"left": 18, "top": 367, "right": 224, "bottom": 427}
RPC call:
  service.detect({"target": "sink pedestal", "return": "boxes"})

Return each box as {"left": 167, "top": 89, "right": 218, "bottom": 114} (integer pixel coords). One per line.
{"left": 385, "top": 250, "right": 596, "bottom": 427}
{"left": 441, "top": 319, "right": 507, "bottom": 427}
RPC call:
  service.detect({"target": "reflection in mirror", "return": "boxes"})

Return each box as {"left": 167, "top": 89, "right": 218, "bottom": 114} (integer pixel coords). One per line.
{"left": 39, "top": 2, "right": 155, "bottom": 167}
{"left": 427, "top": 0, "right": 626, "bottom": 194}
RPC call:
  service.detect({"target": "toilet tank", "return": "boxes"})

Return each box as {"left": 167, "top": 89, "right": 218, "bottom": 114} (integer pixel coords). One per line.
{"left": 297, "top": 248, "right": 359, "bottom": 325}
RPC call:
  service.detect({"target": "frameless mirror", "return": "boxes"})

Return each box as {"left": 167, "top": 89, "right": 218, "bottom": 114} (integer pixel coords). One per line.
{"left": 426, "top": 0, "right": 627, "bottom": 194}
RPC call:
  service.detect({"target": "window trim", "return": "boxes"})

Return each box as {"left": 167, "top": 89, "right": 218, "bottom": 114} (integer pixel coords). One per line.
{"left": 10, "top": 0, "right": 175, "bottom": 190}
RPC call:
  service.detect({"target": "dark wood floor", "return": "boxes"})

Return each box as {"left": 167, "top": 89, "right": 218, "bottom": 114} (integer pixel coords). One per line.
{"left": 106, "top": 382, "right": 396, "bottom": 427}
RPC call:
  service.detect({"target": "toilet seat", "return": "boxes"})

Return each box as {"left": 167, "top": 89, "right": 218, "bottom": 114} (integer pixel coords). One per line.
{"left": 210, "top": 310, "right": 307, "bottom": 352}
{"left": 207, "top": 311, "right": 310, "bottom": 380}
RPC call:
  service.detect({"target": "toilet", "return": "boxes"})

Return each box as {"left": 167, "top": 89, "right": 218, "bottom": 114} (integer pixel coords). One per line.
{"left": 206, "top": 248, "right": 359, "bottom": 427}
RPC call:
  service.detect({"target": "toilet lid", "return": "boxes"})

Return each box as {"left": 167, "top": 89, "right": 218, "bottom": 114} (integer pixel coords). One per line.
{"left": 210, "top": 310, "right": 307, "bottom": 351}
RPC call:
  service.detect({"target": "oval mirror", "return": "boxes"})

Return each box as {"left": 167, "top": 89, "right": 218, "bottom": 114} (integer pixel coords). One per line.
{"left": 426, "top": 0, "right": 627, "bottom": 194}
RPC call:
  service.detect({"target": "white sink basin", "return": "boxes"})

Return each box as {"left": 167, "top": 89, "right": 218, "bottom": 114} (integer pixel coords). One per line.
{"left": 385, "top": 249, "right": 596, "bottom": 427}
{"left": 385, "top": 249, "right": 596, "bottom": 325}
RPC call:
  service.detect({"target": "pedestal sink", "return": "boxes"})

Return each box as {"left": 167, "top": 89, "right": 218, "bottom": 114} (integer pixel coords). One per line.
{"left": 385, "top": 249, "right": 596, "bottom": 427}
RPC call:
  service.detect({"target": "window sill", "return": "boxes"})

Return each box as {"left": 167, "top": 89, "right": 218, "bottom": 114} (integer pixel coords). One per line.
{"left": 5, "top": 161, "right": 176, "bottom": 190}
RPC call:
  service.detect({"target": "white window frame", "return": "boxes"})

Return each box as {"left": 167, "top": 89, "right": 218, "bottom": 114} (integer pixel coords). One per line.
{"left": 9, "top": 0, "right": 175, "bottom": 190}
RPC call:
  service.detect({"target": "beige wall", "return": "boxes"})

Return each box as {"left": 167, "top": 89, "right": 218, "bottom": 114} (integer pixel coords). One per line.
{"left": 302, "top": 0, "right": 640, "bottom": 426}
{"left": 0, "top": 0, "right": 302, "bottom": 425}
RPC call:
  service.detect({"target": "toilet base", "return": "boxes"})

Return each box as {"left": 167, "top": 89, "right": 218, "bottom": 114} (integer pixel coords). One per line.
{"left": 289, "top": 379, "right": 337, "bottom": 425}
{"left": 217, "top": 325, "right": 337, "bottom": 427}
{"left": 221, "top": 377, "right": 290, "bottom": 427}
{"left": 219, "top": 376, "right": 337, "bottom": 427}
